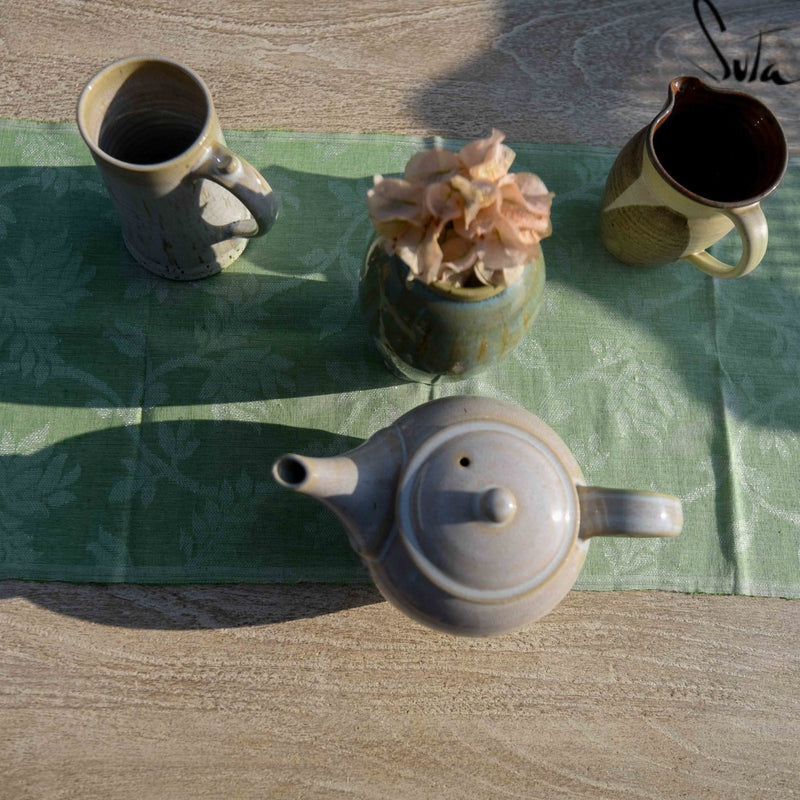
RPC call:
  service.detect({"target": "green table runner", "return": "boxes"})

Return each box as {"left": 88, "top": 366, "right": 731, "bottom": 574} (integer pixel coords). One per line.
{"left": 0, "top": 119, "right": 798, "bottom": 596}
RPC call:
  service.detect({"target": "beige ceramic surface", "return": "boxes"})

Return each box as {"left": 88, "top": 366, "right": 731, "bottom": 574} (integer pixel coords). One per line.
{"left": 77, "top": 56, "right": 278, "bottom": 279}
{"left": 2, "top": 1, "right": 799, "bottom": 797}
{"left": 600, "top": 77, "right": 787, "bottom": 279}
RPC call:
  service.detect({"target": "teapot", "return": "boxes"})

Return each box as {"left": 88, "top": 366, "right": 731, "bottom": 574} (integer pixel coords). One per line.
{"left": 272, "top": 396, "right": 682, "bottom": 636}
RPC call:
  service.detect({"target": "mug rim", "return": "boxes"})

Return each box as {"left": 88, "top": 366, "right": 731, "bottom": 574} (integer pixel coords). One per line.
{"left": 76, "top": 54, "right": 214, "bottom": 172}
{"left": 646, "top": 75, "right": 789, "bottom": 209}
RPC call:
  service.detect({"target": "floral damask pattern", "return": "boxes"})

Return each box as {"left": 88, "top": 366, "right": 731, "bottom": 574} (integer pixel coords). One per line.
{"left": 0, "top": 120, "right": 797, "bottom": 595}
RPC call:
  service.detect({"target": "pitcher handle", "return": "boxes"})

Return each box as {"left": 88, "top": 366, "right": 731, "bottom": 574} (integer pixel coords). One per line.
{"left": 577, "top": 486, "right": 683, "bottom": 539}
{"left": 686, "top": 203, "right": 767, "bottom": 280}
{"left": 192, "top": 140, "right": 279, "bottom": 238}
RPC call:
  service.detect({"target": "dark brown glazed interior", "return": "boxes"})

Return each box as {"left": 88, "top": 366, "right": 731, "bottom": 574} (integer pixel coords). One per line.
{"left": 649, "top": 76, "right": 788, "bottom": 205}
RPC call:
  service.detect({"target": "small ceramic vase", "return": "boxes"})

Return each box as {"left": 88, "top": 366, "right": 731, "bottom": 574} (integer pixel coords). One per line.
{"left": 359, "top": 238, "right": 545, "bottom": 383}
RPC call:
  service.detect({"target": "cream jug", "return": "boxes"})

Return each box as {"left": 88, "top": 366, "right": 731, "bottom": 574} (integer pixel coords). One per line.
{"left": 600, "top": 76, "right": 787, "bottom": 278}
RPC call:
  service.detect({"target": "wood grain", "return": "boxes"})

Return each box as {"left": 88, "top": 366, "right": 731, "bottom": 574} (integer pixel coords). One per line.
{"left": 2, "top": 583, "right": 798, "bottom": 800}
{"left": 1, "top": 0, "right": 798, "bottom": 150}
{"left": 1, "top": 1, "right": 799, "bottom": 797}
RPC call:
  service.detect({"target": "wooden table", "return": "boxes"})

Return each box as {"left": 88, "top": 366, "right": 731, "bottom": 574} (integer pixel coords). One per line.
{"left": 2, "top": 2, "right": 798, "bottom": 797}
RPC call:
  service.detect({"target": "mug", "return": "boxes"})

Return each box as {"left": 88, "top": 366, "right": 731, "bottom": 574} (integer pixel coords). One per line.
{"left": 600, "top": 76, "right": 787, "bottom": 279}
{"left": 77, "top": 56, "right": 278, "bottom": 280}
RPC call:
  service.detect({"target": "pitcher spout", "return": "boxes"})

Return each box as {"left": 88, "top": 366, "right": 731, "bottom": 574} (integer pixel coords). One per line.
{"left": 272, "top": 428, "right": 406, "bottom": 560}
{"left": 659, "top": 75, "right": 717, "bottom": 121}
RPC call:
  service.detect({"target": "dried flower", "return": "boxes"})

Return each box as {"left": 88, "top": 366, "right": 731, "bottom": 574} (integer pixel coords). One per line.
{"left": 367, "top": 130, "right": 553, "bottom": 288}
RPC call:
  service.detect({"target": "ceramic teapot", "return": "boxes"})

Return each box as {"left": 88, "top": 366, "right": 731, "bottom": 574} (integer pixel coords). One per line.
{"left": 273, "top": 396, "right": 682, "bottom": 636}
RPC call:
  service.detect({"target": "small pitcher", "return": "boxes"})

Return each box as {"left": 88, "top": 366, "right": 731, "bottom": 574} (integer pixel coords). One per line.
{"left": 600, "top": 76, "right": 787, "bottom": 279}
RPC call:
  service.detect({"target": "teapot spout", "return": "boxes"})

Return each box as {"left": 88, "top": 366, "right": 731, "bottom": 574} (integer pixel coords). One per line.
{"left": 272, "top": 429, "right": 405, "bottom": 560}
{"left": 273, "top": 453, "right": 358, "bottom": 501}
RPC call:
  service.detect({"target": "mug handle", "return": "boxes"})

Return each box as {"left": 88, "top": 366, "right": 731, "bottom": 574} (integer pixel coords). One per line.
{"left": 192, "top": 141, "right": 278, "bottom": 238}
{"left": 685, "top": 203, "right": 767, "bottom": 280}
{"left": 577, "top": 486, "right": 683, "bottom": 539}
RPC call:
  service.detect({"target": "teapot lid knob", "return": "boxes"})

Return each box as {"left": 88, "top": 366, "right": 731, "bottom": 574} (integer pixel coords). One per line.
{"left": 476, "top": 486, "right": 517, "bottom": 525}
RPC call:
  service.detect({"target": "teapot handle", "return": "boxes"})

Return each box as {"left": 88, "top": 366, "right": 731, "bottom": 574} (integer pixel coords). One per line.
{"left": 577, "top": 486, "right": 682, "bottom": 539}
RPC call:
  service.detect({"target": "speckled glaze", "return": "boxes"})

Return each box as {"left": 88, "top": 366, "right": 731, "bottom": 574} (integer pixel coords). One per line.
{"left": 600, "top": 76, "right": 786, "bottom": 279}
{"left": 273, "top": 395, "right": 683, "bottom": 636}
{"left": 360, "top": 238, "right": 545, "bottom": 383}
{"left": 77, "top": 56, "right": 278, "bottom": 280}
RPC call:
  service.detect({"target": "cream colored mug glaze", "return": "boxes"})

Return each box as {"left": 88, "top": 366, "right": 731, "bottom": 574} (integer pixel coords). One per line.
{"left": 77, "top": 56, "right": 278, "bottom": 280}
{"left": 600, "top": 76, "right": 787, "bottom": 279}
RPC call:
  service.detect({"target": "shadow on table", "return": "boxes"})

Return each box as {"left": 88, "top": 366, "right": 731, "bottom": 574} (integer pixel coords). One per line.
{"left": 0, "top": 419, "right": 387, "bottom": 628}
{"left": 0, "top": 164, "right": 399, "bottom": 411}
{"left": 410, "top": 0, "right": 667, "bottom": 146}
{"left": 410, "top": 0, "right": 800, "bottom": 150}
{"left": 0, "top": 580, "right": 383, "bottom": 630}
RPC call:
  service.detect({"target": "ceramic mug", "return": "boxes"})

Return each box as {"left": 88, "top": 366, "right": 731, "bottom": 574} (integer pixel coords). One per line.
{"left": 600, "top": 76, "right": 787, "bottom": 279}
{"left": 77, "top": 56, "right": 278, "bottom": 280}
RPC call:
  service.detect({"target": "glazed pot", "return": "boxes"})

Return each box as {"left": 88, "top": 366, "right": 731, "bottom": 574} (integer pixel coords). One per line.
{"left": 600, "top": 76, "right": 787, "bottom": 278}
{"left": 273, "top": 395, "right": 682, "bottom": 636}
{"left": 359, "top": 238, "right": 545, "bottom": 383}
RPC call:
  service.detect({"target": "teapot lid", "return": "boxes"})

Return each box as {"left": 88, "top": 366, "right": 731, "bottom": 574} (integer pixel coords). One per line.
{"left": 397, "top": 419, "right": 578, "bottom": 604}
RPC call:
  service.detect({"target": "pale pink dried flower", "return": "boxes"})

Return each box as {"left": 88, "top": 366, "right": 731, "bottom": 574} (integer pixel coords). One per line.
{"left": 367, "top": 130, "right": 553, "bottom": 287}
